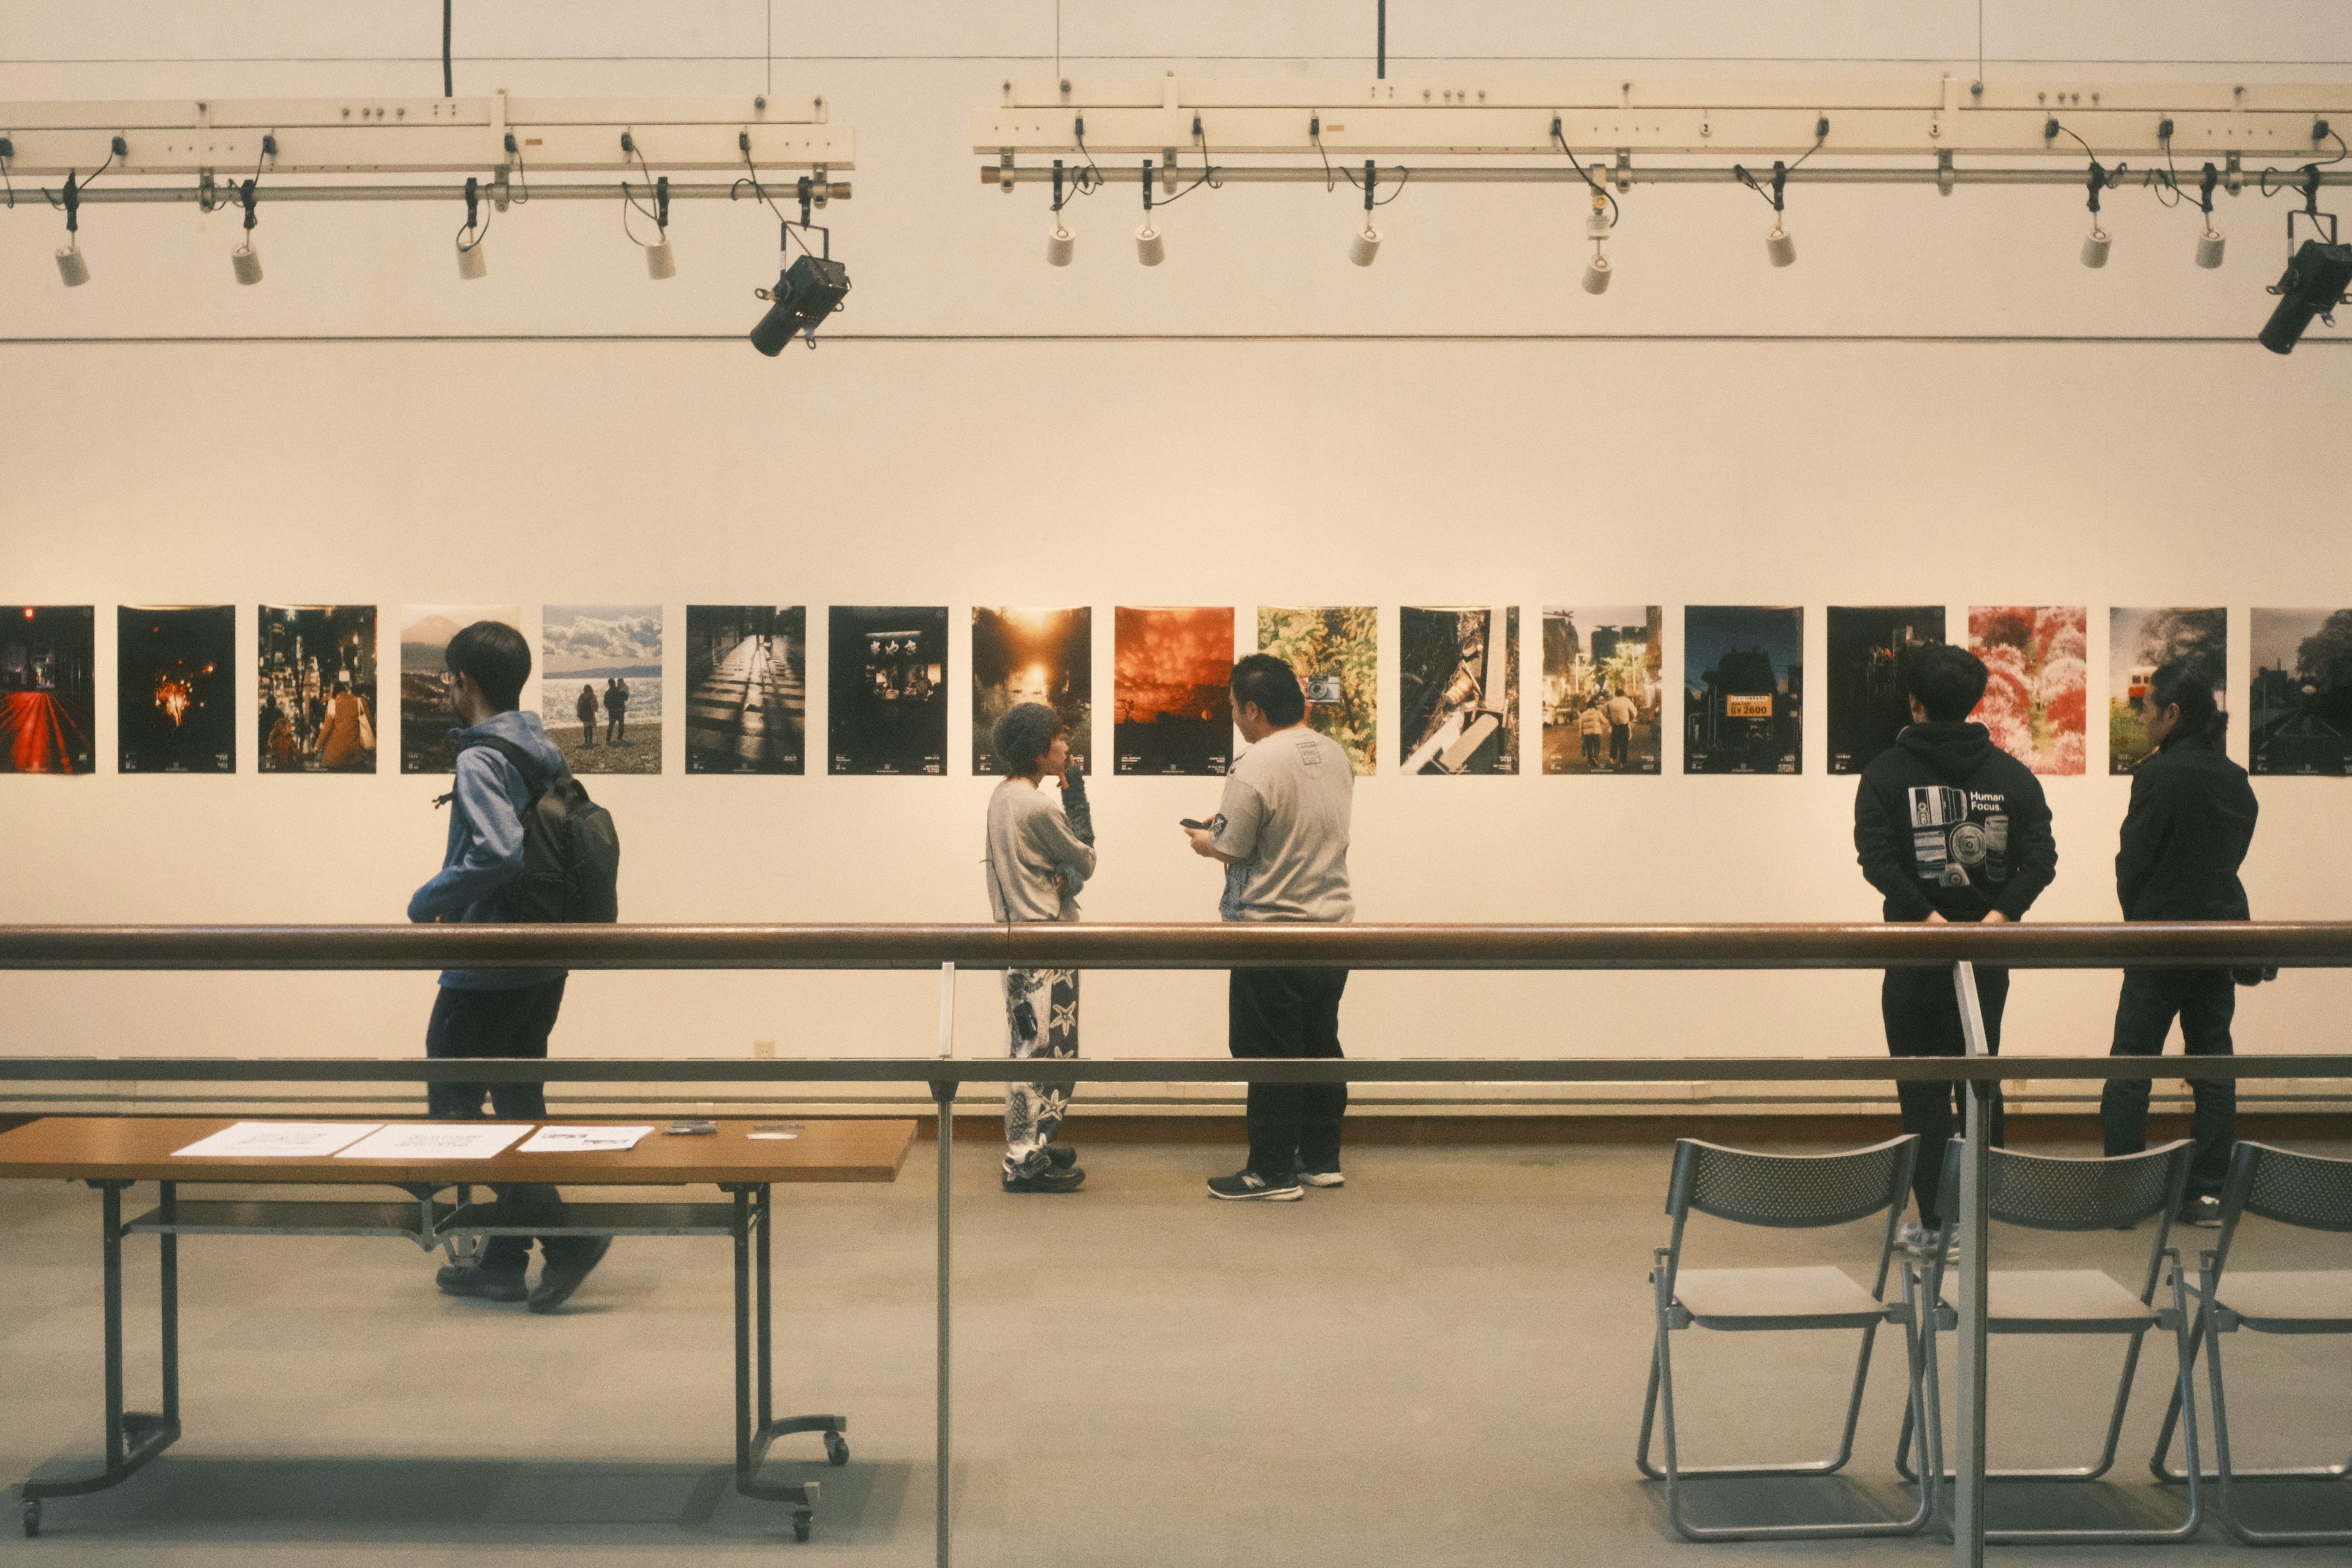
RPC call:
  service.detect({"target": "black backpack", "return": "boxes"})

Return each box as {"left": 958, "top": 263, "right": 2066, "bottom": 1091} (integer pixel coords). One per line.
{"left": 453, "top": 736, "right": 622, "bottom": 922}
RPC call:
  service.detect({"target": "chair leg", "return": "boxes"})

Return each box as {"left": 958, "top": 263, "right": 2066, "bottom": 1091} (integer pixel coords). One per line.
{"left": 1634, "top": 1343, "right": 1665, "bottom": 1481}
{"left": 2149, "top": 1302, "right": 2211, "bottom": 1482}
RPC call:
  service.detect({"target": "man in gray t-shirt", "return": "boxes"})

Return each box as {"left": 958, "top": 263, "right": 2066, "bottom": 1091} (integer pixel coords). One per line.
{"left": 1186, "top": 654, "right": 1354, "bottom": 1201}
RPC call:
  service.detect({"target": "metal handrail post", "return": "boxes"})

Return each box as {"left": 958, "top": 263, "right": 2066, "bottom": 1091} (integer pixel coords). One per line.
{"left": 933, "top": 962, "right": 957, "bottom": 1568}
{"left": 1950, "top": 960, "right": 1994, "bottom": 1566}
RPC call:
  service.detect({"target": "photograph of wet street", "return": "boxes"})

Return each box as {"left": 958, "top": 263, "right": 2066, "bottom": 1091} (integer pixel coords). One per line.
{"left": 686, "top": 605, "right": 806, "bottom": 774}
{"left": 0, "top": 605, "right": 97, "bottom": 775}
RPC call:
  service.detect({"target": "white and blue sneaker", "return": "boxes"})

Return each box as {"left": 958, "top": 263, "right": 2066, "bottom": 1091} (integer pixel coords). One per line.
{"left": 1297, "top": 1169, "right": 1345, "bottom": 1188}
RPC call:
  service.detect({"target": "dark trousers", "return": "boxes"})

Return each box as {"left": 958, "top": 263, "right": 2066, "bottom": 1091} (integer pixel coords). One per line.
{"left": 1882, "top": 965, "right": 2009, "bottom": 1227}
{"left": 2102, "top": 968, "right": 2237, "bottom": 1198}
{"left": 1228, "top": 968, "right": 1349, "bottom": 1180}
{"left": 426, "top": 978, "right": 571, "bottom": 1270}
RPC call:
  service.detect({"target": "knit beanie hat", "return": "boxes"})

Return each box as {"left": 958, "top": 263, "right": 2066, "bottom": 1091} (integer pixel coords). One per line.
{"left": 992, "top": 703, "right": 1062, "bottom": 773}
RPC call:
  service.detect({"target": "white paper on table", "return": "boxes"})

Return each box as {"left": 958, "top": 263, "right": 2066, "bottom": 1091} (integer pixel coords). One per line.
{"left": 332, "top": 1123, "right": 534, "bottom": 1161}
{"left": 173, "top": 1121, "right": 386, "bottom": 1159}
{"left": 514, "top": 1125, "right": 654, "bottom": 1154}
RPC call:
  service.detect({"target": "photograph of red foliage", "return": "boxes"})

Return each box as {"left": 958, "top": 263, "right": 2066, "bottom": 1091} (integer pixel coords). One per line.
{"left": 1967, "top": 606, "right": 2087, "bottom": 777}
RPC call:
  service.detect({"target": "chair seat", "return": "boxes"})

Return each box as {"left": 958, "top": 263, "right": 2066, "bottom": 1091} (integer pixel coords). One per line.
{"left": 1941, "top": 1268, "right": 2152, "bottom": 1328}
{"left": 1673, "top": 1265, "right": 1888, "bottom": 1327}
{"left": 2216, "top": 1270, "right": 2352, "bottom": 1330}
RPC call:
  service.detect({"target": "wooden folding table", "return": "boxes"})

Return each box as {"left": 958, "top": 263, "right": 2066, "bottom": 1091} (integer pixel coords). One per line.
{"left": 0, "top": 1114, "right": 916, "bottom": 1542}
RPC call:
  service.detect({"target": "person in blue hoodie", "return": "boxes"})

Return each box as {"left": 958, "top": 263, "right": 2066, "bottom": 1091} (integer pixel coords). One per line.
{"left": 409, "top": 620, "right": 609, "bottom": 1312}
{"left": 1854, "top": 644, "right": 2059, "bottom": 1256}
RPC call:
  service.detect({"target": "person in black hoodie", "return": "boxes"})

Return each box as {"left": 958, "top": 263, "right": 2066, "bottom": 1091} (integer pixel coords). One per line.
{"left": 2101, "top": 661, "right": 2259, "bottom": 1227}
{"left": 1854, "top": 645, "right": 2059, "bottom": 1253}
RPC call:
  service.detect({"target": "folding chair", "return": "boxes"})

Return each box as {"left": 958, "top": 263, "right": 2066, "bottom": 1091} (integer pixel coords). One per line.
{"left": 1903, "top": 1138, "right": 2202, "bottom": 1544}
{"left": 1636, "top": 1134, "right": 1931, "bottom": 1541}
{"left": 2150, "top": 1140, "right": 2352, "bottom": 1545}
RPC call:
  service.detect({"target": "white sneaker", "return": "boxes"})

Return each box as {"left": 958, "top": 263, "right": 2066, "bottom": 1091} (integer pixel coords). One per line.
{"left": 1899, "top": 1221, "right": 1958, "bottom": 1264}
{"left": 1297, "top": 1169, "right": 1344, "bottom": 1188}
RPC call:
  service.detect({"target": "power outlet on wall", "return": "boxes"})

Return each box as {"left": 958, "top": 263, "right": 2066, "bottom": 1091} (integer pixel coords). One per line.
{"left": 752, "top": 1040, "right": 777, "bottom": 1060}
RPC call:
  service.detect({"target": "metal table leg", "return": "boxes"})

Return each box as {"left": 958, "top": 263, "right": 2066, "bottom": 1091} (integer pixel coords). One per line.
{"left": 726, "top": 1182, "right": 847, "bottom": 1542}
{"left": 20, "top": 1181, "right": 183, "bottom": 1539}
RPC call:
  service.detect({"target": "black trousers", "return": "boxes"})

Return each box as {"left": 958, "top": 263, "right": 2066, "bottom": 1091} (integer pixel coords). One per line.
{"left": 426, "top": 978, "right": 575, "bottom": 1270}
{"left": 2102, "top": 968, "right": 2237, "bottom": 1199}
{"left": 1882, "top": 965, "right": 2009, "bottom": 1227}
{"left": 1228, "top": 968, "right": 1349, "bottom": 1180}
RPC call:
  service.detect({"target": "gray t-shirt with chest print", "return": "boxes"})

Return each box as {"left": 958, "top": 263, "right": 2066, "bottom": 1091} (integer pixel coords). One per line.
{"left": 1212, "top": 726, "right": 1355, "bottom": 923}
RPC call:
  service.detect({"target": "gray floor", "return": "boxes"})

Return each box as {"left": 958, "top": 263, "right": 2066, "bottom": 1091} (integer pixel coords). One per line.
{"left": 2, "top": 1136, "right": 2347, "bottom": 1565}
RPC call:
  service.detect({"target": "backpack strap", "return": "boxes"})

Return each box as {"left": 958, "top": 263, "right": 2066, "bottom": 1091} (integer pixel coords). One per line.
{"left": 432, "top": 734, "right": 553, "bottom": 809}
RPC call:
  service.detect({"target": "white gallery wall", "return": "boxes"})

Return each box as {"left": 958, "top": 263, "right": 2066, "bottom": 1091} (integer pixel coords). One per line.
{"left": 2, "top": 4, "right": 2348, "bottom": 1112}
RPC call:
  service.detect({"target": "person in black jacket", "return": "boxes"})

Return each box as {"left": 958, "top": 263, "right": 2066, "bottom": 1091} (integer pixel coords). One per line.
{"left": 1855, "top": 645, "right": 2059, "bottom": 1253}
{"left": 2101, "top": 661, "right": 2259, "bottom": 1226}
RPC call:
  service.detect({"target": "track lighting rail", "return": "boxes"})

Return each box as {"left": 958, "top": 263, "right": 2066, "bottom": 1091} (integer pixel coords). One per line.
{"left": 0, "top": 94, "right": 850, "bottom": 177}
{"left": 980, "top": 75, "right": 2352, "bottom": 160}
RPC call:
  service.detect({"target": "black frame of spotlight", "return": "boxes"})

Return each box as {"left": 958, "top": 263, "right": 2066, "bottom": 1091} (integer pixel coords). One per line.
{"left": 2260, "top": 166, "right": 2351, "bottom": 353}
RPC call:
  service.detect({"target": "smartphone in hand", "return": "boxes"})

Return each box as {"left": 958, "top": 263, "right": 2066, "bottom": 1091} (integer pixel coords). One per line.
{"left": 1179, "top": 818, "right": 1211, "bottom": 831}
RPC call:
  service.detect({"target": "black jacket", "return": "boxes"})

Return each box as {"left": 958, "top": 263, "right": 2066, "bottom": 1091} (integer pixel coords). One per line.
{"left": 2116, "top": 733, "right": 2256, "bottom": 921}
{"left": 1854, "top": 722, "right": 2058, "bottom": 922}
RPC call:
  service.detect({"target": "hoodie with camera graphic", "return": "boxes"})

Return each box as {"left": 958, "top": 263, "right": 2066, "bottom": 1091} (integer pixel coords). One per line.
{"left": 1853, "top": 720, "right": 2058, "bottom": 923}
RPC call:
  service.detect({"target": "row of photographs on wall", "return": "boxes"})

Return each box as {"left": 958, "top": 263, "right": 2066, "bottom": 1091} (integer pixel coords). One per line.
{"left": 3, "top": 603, "right": 2346, "bottom": 780}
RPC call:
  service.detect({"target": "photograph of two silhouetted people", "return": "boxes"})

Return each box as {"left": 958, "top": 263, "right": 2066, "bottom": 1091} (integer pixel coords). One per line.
{"left": 409, "top": 622, "right": 2247, "bottom": 1307}
{"left": 1856, "top": 644, "right": 2258, "bottom": 1256}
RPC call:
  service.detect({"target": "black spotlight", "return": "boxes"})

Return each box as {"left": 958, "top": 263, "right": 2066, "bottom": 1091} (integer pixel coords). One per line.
{"left": 2260, "top": 238, "right": 2352, "bottom": 355}
{"left": 750, "top": 254, "right": 853, "bottom": 356}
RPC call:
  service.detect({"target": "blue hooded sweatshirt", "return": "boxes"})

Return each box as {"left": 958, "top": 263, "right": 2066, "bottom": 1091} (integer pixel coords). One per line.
{"left": 407, "top": 708, "right": 569, "bottom": 990}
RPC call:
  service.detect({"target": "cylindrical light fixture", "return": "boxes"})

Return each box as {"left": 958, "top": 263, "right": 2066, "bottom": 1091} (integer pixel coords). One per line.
{"left": 1766, "top": 224, "right": 1796, "bottom": 268}
{"left": 2195, "top": 225, "right": 2225, "bottom": 270}
{"left": 1582, "top": 252, "right": 1611, "bottom": 295}
{"left": 1135, "top": 221, "right": 1164, "bottom": 266}
{"left": 645, "top": 236, "right": 676, "bottom": 280}
{"left": 456, "top": 236, "right": 488, "bottom": 281}
{"left": 231, "top": 242, "right": 263, "bottom": 286}
{"left": 1046, "top": 222, "right": 1074, "bottom": 267}
{"left": 55, "top": 244, "right": 89, "bottom": 288}
{"left": 2081, "top": 225, "right": 2112, "bottom": 268}
{"left": 1349, "top": 224, "right": 1381, "bottom": 267}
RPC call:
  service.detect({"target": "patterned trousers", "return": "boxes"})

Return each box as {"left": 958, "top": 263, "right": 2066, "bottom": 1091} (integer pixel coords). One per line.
{"left": 1003, "top": 967, "right": 1079, "bottom": 1177}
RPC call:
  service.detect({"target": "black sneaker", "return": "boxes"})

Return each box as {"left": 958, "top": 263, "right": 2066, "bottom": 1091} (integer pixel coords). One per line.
{"left": 1003, "top": 1164, "right": 1086, "bottom": 1193}
{"left": 1206, "top": 1169, "right": 1302, "bottom": 1202}
{"left": 1045, "top": 1142, "right": 1079, "bottom": 1170}
{"left": 1297, "top": 1168, "right": 1344, "bottom": 1189}
{"left": 527, "top": 1236, "right": 612, "bottom": 1314}
{"left": 2177, "top": 1195, "right": 2224, "bottom": 1229}
{"left": 437, "top": 1262, "right": 528, "bottom": 1303}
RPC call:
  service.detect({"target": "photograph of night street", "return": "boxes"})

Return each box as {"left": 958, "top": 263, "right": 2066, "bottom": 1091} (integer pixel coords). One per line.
{"left": 1, "top": 605, "right": 97, "bottom": 775}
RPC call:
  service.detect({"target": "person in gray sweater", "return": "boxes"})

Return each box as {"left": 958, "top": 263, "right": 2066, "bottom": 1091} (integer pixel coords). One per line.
{"left": 983, "top": 703, "right": 1097, "bottom": 1193}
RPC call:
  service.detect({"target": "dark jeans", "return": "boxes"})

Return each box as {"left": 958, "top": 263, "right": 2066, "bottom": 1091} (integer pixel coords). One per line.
{"left": 1229, "top": 968, "right": 1349, "bottom": 1180}
{"left": 1882, "top": 965, "right": 2009, "bottom": 1227}
{"left": 2102, "top": 968, "right": 2237, "bottom": 1199}
{"left": 426, "top": 978, "right": 573, "bottom": 1271}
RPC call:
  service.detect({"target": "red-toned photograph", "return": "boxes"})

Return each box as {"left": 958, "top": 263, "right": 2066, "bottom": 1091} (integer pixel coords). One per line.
{"left": 1114, "top": 606, "right": 1233, "bottom": 775}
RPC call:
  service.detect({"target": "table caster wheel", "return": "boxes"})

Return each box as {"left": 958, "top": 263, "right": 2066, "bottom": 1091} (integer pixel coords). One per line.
{"left": 824, "top": 1431, "right": 850, "bottom": 1466}
{"left": 792, "top": 1510, "right": 812, "bottom": 1543}
{"left": 22, "top": 1498, "right": 40, "bottom": 1539}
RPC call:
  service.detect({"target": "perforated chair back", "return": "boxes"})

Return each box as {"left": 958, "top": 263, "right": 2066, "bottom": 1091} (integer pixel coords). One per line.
{"left": 2213, "top": 1142, "right": 2352, "bottom": 1276}
{"left": 1935, "top": 1138, "right": 2193, "bottom": 1232}
{"left": 1667, "top": 1136, "right": 1917, "bottom": 1229}
{"left": 2233, "top": 1142, "right": 2352, "bottom": 1234}
{"left": 1932, "top": 1139, "right": 2192, "bottom": 1306}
